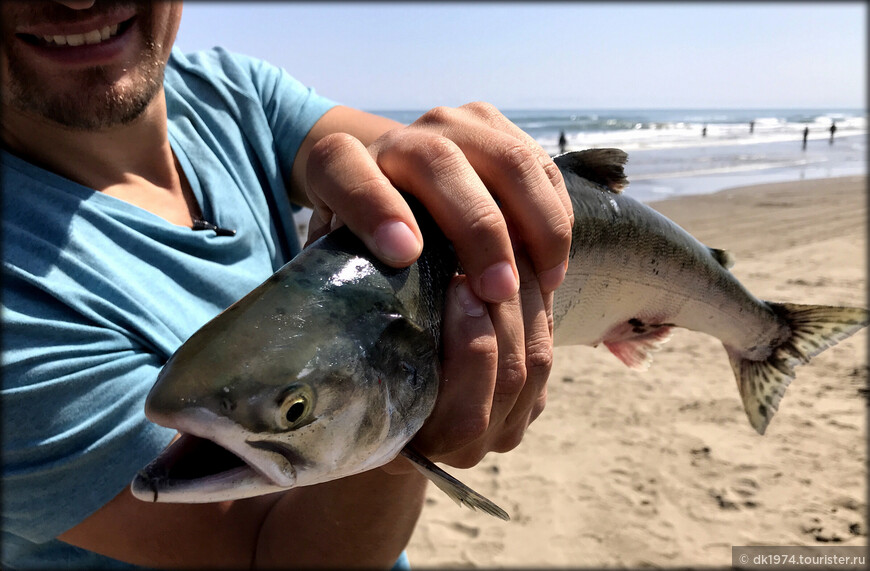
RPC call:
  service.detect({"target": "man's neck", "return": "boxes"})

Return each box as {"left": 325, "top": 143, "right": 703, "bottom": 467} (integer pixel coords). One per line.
{"left": 2, "top": 90, "right": 176, "bottom": 192}
{"left": 2, "top": 90, "right": 200, "bottom": 227}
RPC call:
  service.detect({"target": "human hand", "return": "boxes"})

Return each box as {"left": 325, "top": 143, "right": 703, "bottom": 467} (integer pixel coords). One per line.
{"left": 304, "top": 102, "right": 573, "bottom": 302}
{"left": 423, "top": 249, "right": 553, "bottom": 462}
{"left": 303, "top": 103, "right": 564, "bottom": 473}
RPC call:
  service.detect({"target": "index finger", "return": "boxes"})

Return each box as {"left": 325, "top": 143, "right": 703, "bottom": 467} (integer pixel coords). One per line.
{"left": 415, "top": 103, "right": 574, "bottom": 293}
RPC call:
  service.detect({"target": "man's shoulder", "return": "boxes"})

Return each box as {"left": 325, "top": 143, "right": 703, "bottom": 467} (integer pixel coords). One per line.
{"left": 165, "top": 46, "right": 273, "bottom": 89}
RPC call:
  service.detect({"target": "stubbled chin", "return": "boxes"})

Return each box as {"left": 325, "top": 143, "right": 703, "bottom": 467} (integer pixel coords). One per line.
{"left": 4, "top": 29, "right": 165, "bottom": 130}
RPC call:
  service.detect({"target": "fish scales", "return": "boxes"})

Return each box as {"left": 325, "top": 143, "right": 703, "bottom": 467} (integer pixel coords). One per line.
{"left": 132, "top": 149, "right": 868, "bottom": 520}
{"left": 555, "top": 157, "right": 784, "bottom": 357}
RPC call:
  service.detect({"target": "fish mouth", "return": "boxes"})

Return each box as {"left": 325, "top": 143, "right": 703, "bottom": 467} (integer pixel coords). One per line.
{"left": 131, "top": 432, "right": 291, "bottom": 503}
{"left": 132, "top": 406, "right": 298, "bottom": 503}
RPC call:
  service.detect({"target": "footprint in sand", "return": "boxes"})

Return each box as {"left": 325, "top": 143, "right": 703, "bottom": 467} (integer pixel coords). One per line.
{"left": 709, "top": 476, "right": 760, "bottom": 510}
{"left": 799, "top": 496, "right": 867, "bottom": 543}
{"left": 447, "top": 522, "right": 480, "bottom": 539}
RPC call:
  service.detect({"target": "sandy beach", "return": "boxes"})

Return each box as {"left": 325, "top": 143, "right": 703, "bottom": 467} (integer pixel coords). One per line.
{"left": 405, "top": 174, "right": 867, "bottom": 568}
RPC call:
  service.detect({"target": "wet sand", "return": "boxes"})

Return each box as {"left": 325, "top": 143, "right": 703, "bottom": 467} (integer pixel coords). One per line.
{"left": 406, "top": 175, "right": 867, "bottom": 568}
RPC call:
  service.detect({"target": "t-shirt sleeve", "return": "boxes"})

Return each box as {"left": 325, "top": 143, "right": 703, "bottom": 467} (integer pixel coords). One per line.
{"left": 2, "top": 272, "right": 176, "bottom": 543}
{"left": 241, "top": 53, "right": 338, "bottom": 185}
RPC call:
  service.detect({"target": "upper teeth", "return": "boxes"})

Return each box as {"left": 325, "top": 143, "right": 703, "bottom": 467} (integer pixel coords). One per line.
{"left": 42, "top": 24, "right": 120, "bottom": 47}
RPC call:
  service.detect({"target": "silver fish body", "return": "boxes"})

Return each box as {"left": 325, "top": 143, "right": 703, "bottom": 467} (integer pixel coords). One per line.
{"left": 132, "top": 149, "right": 867, "bottom": 517}
{"left": 552, "top": 149, "right": 867, "bottom": 434}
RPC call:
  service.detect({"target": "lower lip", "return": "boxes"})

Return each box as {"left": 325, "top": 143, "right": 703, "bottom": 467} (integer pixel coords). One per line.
{"left": 18, "top": 19, "right": 135, "bottom": 67}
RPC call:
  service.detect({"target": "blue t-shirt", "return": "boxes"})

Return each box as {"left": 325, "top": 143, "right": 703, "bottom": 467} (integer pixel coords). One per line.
{"left": 1, "top": 47, "right": 336, "bottom": 569}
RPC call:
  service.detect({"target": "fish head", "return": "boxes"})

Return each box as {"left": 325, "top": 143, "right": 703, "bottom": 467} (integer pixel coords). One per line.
{"left": 133, "top": 238, "right": 441, "bottom": 503}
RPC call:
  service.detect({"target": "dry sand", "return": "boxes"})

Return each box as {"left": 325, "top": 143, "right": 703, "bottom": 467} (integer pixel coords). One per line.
{"left": 406, "top": 175, "right": 867, "bottom": 568}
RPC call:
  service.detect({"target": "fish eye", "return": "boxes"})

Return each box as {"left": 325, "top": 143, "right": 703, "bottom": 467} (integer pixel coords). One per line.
{"left": 276, "top": 385, "right": 314, "bottom": 430}
{"left": 285, "top": 399, "right": 306, "bottom": 423}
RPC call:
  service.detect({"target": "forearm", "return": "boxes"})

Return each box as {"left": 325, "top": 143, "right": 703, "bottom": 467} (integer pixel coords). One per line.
{"left": 255, "top": 467, "right": 428, "bottom": 569}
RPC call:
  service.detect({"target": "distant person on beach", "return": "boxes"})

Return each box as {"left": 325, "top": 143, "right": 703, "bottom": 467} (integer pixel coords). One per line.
{"left": 701, "top": 125, "right": 707, "bottom": 137}
{"left": 802, "top": 126, "right": 809, "bottom": 150}
{"left": 829, "top": 121, "right": 837, "bottom": 144}
{"left": 1, "top": 1, "right": 569, "bottom": 569}
{"left": 558, "top": 130, "right": 567, "bottom": 154}
{"left": 749, "top": 121, "right": 755, "bottom": 134}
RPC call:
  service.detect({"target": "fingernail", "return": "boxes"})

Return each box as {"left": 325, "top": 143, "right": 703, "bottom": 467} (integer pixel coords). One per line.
{"left": 455, "top": 279, "right": 487, "bottom": 317}
{"left": 538, "top": 260, "right": 568, "bottom": 292}
{"left": 480, "top": 261, "right": 519, "bottom": 302}
{"left": 373, "top": 220, "right": 421, "bottom": 264}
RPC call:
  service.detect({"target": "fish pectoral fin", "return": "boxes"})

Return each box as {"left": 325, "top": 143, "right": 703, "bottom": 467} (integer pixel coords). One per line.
{"left": 728, "top": 302, "right": 869, "bottom": 435}
{"left": 400, "top": 446, "right": 510, "bottom": 521}
{"left": 603, "top": 326, "right": 674, "bottom": 370}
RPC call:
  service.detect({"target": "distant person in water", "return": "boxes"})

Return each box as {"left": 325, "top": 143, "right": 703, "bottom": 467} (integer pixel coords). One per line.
{"left": 558, "top": 130, "right": 567, "bottom": 154}
{"left": 829, "top": 121, "right": 837, "bottom": 144}
{"left": 749, "top": 121, "right": 755, "bottom": 134}
{"left": 701, "top": 125, "right": 707, "bottom": 137}
{"left": 802, "top": 126, "right": 809, "bottom": 150}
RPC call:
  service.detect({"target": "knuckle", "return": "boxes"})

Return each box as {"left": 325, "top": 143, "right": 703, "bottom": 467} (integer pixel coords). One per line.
{"left": 492, "top": 426, "right": 526, "bottom": 453}
{"left": 345, "top": 175, "right": 388, "bottom": 202}
{"left": 529, "top": 391, "right": 548, "bottom": 423}
{"left": 460, "top": 332, "right": 499, "bottom": 365}
{"left": 444, "top": 414, "right": 490, "bottom": 450}
{"left": 308, "top": 132, "right": 358, "bottom": 168}
{"left": 385, "top": 131, "right": 464, "bottom": 176}
{"left": 447, "top": 449, "right": 487, "bottom": 470}
{"left": 542, "top": 158, "right": 566, "bottom": 190}
{"left": 494, "top": 354, "right": 527, "bottom": 397}
{"left": 465, "top": 208, "right": 507, "bottom": 243}
{"left": 462, "top": 101, "right": 500, "bottom": 121}
{"left": 417, "top": 105, "right": 455, "bottom": 126}
{"left": 500, "top": 143, "right": 539, "bottom": 182}
{"left": 420, "top": 136, "right": 464, "bottom": 171}
{"left": 547, "top": 216, "right": 574, "bottom": 250}
{"left": 525, "top": 339, "right": 554, "bottom": 379}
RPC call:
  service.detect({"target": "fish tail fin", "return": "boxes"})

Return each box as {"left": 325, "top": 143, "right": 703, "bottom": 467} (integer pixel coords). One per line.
{"left": 726, "top": 302, "right": 869, "bottom": 435}
{"left": 400, "top": 446, "right": 510, "bottom": 521}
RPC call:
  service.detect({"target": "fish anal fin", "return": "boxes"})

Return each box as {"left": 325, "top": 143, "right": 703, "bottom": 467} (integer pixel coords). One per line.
{"left": 553, "top": 149, "right": 629, "bottom": 193}
{"left": 400, "top": 447, "right": 510, "bottom": 521}
{"left": 727, "top": 303, "right": 869, "bottom": 435}
{"left": 603, "top": 324, "right": 674, "bottom": 370}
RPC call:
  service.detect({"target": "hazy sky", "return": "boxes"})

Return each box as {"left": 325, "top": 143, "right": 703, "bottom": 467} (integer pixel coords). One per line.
{"left": 174, "top": 2, "right": 866, "bottom": 111}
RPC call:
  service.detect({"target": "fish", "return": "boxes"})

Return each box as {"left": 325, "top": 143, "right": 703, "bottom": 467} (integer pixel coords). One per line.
{"left": 131, "top": 149, "right": 868, "bottom": 520}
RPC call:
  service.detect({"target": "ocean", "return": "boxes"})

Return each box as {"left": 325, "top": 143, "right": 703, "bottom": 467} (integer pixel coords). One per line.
{"left": 371, "top": 108, "right": 867, "bottom": 202}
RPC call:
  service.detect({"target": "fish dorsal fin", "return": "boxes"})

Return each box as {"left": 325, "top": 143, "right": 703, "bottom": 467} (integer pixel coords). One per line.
{"left": 709, "top": 247, "right": 736, "bottom": 269}
{"left": 400, "top": 446, "right": 510, "bottom": 520}
{"left": 553, "top": 148, "right": 629, "bottom": 193}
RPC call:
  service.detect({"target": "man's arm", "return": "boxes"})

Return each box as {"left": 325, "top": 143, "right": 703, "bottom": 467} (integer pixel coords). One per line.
{"left": 59, "top": 460, "right": 428, "bottom": 568}
{"left": 59, "top": 102, "right": 565, "bottom": 568}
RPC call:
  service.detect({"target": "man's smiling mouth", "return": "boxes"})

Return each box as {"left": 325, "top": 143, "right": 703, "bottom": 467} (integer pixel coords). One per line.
{"left": 18, "top": 17, "right": 134, "bottom": 48}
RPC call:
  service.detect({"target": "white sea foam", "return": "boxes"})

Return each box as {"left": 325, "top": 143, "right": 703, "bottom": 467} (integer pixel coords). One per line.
{"left": 369, "top": 108, "right": 866, "bottom": 202}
